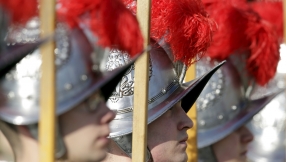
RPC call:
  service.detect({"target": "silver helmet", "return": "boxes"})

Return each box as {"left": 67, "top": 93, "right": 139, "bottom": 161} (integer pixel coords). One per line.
{"left": 247, "top": 45, "right": 286, "bottom": 162}
{"left": 107, "top": 41, "right": 225, "bottom": 138}
{"left": 0, "top": 17, "right": 135, "bottom": 125}
{"left": 196, "top": 55, "right": 284, "bottom": 149}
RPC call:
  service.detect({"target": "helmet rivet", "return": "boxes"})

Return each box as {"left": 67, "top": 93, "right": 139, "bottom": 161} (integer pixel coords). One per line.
{"left": 81, "top": 75, "right": 88, "bottom": 81}
{"left": 162, "top": 88, "right": 166, "bottom": 94}
{"left": 200, "top": 120, "right": 205, "bottom": 126}
{"left": 173, "top": 79, "right": 177, "bottom": 83}
{"left": 8, "top": 92, "right": 15, "bottom": 98}
{"left": 218, "top": 115, "right": 223, "bottom": 120}
{"left": 210, "top": 95, "right": 215, "bottom": 100}
{"left": 65, "top": 83, "right": 72, "bottom": 90}
{"left": 231, "top": 105, "right": 237, "bottom": 110}
{"left": 201, "top": 104, "right": 206, "bottom": 110}
{"left": 203, "top": 99, "right": 209, "bottom": 105}
{"left": 54, "top": 48, "right": 59, "bottom": 54}
{"left": 215, "top": 89, "right": 221, "bottom": 95}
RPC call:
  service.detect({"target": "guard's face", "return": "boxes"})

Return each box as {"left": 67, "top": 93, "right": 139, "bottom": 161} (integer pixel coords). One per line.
{"left": 59, "top": 91, "right": 115, "bottom": 162}
{"left": 212, "top": 126, "right": 254, "bottom": 162}
{"left": 147, "top": 102, "right": 193, "bottom": 162}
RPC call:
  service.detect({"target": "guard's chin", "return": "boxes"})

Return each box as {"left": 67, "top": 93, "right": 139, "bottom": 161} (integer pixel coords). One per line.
{"left": 177, "top": 152, "right": 188, "bottom": 162}
{"left": 92, "top": 150, "right": 108, "bottom": 162}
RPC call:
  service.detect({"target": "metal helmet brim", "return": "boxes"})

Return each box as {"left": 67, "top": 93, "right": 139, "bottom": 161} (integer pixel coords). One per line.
{"left": 197, "top": 88, "right": 284, "bottom": 148}
{"left": 0, "top": 39, "right": 49, "bottom": 78}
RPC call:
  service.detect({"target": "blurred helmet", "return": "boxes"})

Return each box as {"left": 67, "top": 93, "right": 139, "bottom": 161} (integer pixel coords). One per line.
{"left": 0, "top": 17, "right": 136, "bottom": 125}
{"left": 247, "top": 44, "right": 286, "bottom": 162}
{"left": 196, "top": 56, "right": 283, "bottom": 149}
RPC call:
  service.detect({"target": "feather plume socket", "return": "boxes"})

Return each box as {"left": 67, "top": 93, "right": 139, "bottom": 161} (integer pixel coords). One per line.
{"left": 202, "top": 0, "right": 280, "bottom": 85}
{"left": 57, "top": 0, "right": 143, "bottom": 57}
{"left": 122, "top": 0, "right": 217, "bottom": 67}
{"left": 0, "top": 0, "right": 38, "bottom": 24}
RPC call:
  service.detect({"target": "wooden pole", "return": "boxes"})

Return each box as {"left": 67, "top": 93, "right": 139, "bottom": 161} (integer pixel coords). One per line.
{"left": 39, "top": 0, "right": 56, "bottom": 161}
{"left": 185, "top": 64, "right": 198, "bottom": 162}
{"left": 132, "top": 0, "right": 151, "bottom": 161}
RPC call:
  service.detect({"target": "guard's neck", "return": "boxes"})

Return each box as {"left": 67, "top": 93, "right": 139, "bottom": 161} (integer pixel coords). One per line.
{"left": 101, "top": 140, "right": 131, "bottom": 162}
{"left": 102, "top": 152, "right": 132, "bottom": 162}
{"left": 15, "top": 127, "right": 39, "bottom": 162}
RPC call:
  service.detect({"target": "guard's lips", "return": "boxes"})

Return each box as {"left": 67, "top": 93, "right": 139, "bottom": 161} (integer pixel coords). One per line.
{"left": 179, "top": 136, "right": 189, "bottom": 143}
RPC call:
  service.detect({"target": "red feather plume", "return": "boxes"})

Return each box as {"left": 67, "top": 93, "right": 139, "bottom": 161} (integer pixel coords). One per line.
{"left": 57, "top": 0, "right": 143, "bottom": 57}
{"left": 122, "top": 0, "right": 217, "bottom": 67}
{"left": 0, "top": 0, "right": 38, "bottom": 24}
{"left": 202, "top": 1, "right": 248, "bottom": 60}
{"left": 246, "top": 18, "right": 280, "bottom": 85}
{"left": 250, "top": 1, "right": 283, "bottom": 42}
{"left": 202, "top": 0, "right": 280, "bottom": 85}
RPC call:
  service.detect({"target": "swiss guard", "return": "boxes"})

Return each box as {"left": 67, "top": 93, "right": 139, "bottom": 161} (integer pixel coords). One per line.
{"left": 196, "top": 0, "right": 283, "bottom": 161}
{"left": 100, "top": 0, "right": 226, "bottom": 162}
{"left": 247, "top": 0, "right": 286, "bottom": 161}
{"left": 0, "top": 0, "right": 144, "bottom": 161}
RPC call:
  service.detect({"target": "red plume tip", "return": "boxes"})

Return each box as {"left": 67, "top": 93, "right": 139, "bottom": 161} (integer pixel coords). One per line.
{"left": 58, "top": 0, "right": 143, "bottom": 57}
{"left": 156, "top": 0, "right": 217, "bottom": 67}
{"left": 0, "top": 0, "right": 38, "bottom": 24}
{"left": 250, "top": 1, "right": 283, "bottom": 42}
{"left": 203, "top": 0, "right": 280, "bottom": 86}
{"left": 122, "top": 0, "right": 216, "bottom": 67}
{"left": 246, "top": 19, "right": 280, "bottom": 86}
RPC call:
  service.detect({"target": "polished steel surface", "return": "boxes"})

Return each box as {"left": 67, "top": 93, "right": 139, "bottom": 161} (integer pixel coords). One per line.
{"left": 107, "top": 42, "right": 180, "bottom": 138}
{"left": 0, "top": 18, "right": 132, "bottom": 125}
{"left": 247, "top": 93, "right": 286, "bottom": 162}
{"left": 196, "top": 58, "right": 244, "bottom": 130}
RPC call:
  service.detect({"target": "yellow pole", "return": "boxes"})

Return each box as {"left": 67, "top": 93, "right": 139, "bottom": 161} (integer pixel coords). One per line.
{"left": 39, "top": 0, "right": 56, "bottom": 161}
{"left": 185, "top": 64, "right": 198, "bottom": 162}
{"left": 132, "top": 0, "right": 151, "bottom": 161}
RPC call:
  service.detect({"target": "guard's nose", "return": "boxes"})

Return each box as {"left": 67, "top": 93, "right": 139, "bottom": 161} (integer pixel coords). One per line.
{"left": 239, "top": 126, "right": 254, "bottom": 144}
